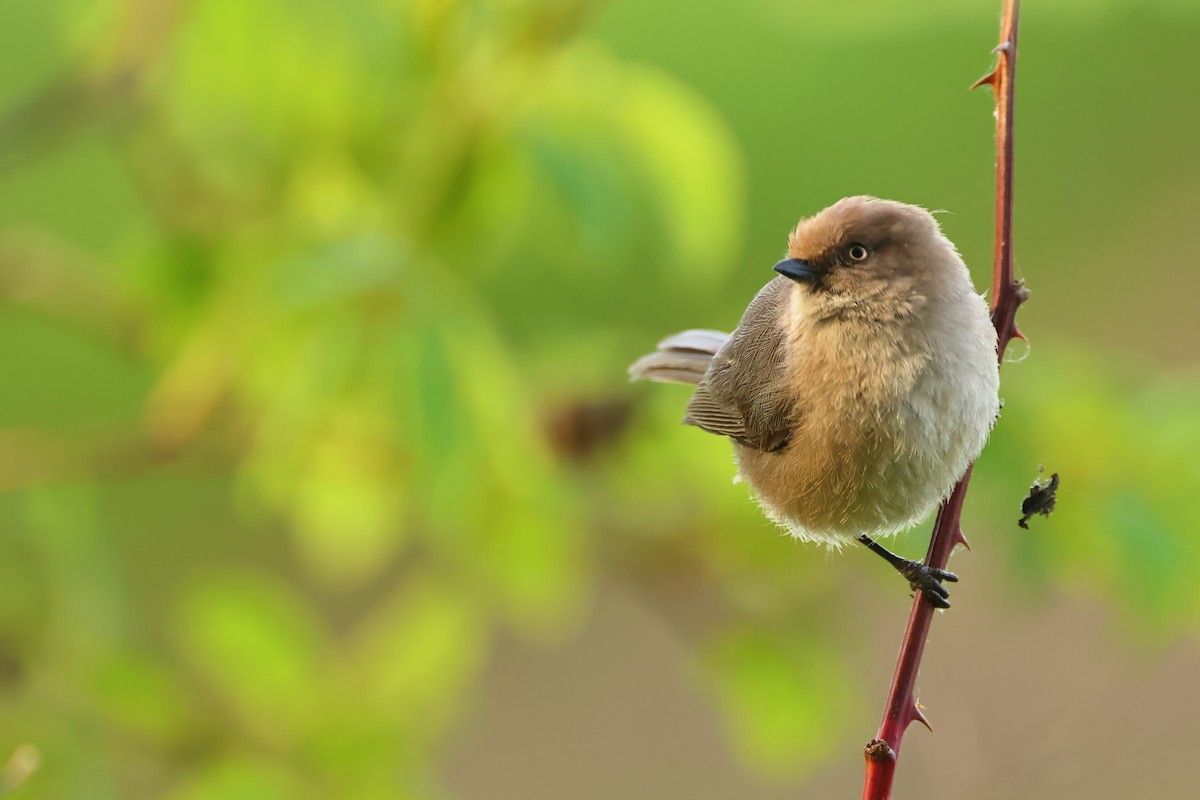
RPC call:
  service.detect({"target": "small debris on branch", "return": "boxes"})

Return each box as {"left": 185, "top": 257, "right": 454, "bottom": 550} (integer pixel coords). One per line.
{"left": 1018, "top": 468, "right": 1059, "bottom": 529}
{"left": 864, "top": 739, "right": 895, "bottom": 763}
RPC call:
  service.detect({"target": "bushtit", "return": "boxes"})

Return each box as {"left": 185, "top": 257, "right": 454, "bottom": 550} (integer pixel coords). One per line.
{"left": 630, "top": 196, "right": 999, "bottom": 607}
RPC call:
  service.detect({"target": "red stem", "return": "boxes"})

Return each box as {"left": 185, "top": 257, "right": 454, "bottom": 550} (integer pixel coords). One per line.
{"left": 861, "top": 2, "right": 1024, "bottom": 798}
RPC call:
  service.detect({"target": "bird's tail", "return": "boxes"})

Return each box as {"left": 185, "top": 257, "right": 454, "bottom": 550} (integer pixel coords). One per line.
{"left": 628, "top": 329, "right": 729, "bottom": 385}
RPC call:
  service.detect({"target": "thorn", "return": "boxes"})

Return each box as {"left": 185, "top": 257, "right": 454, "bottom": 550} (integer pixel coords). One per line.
{"left": 954, "top": 527, "right": 972, "bottom": 552}
{"left": 992, "top": 41, "right": 1012, "bottom": 56}
{"left": 970, "top": 70, "right": 997, "bottom": 90}
{"left": 909, "top": 702, "right": 935, "bottom": 734}
{"left": 1012, "top": 327, "right": 1027, "bottom": 343}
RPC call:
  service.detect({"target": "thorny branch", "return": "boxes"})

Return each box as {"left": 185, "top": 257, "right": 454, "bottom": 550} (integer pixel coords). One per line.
{"left": 860, "top": 2, "right": 1027, "bottom": 799}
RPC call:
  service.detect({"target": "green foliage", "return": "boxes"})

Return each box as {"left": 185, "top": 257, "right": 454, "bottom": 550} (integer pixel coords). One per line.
{"left": 709, "top": 629, "right": 857, "bottom": 775}
{"left": 976, "top": 348, "right": 1200, "bottom": 638}
{"left": 1, "top": 0, "right": 1199, "bottom": 796}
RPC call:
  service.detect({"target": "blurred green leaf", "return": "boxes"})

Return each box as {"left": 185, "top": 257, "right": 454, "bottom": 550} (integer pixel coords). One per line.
{"left": 347, "top": 578, "right": 485, "bottom": 734}
{"left": 613, "top": 62, "right": 745, "bottom": 279}
{"left": 173, "top": 572, "right": 323, "bottom": 745}
{"left": 87, "top": 650, "right": 195, "bottom": 743}
{"left": 708, "top": 628, "right": 857, "bottom": 775}
{"left": 166, "top": 758, "right": 302, "bottom": 800}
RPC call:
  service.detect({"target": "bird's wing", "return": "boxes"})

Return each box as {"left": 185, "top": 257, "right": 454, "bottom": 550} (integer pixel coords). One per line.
{"left": 684, "top": 277, "right": 796, "bottom": 451}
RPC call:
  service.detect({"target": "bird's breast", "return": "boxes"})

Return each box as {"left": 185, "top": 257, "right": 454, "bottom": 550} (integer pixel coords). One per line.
{"left": 735, "top": 314, "right": 997, "bottom": 547}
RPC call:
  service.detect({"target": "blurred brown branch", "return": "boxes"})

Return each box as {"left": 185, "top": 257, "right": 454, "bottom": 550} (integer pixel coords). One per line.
{"left": 0, "top": 230, "right": 142, "bottom": 347}
{"left": 0, "top": 0, "right": 186, "bottom": 177}
{"left": 861, "top": 2, "right": 1027, "bottom": 798}
{"left": 0, "top": 426, "right": 233, "bottom": 493}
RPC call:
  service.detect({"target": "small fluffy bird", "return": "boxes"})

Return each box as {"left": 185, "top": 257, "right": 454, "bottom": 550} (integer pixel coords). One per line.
{"left": 630, "top": 196, "right": 999, "bottom": 607}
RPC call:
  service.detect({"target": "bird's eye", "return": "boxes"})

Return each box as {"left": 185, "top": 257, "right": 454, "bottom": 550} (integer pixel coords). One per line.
{"left": 846, "top": 243, "right": 870, "bottom": 262}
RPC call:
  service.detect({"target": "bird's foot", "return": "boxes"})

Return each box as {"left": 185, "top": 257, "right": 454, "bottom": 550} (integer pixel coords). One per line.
{"left": 897, "top": 560, "right": 958, "bottom": 609}
{"left": 857, "top": 534, "right": 960, "bottom": 609}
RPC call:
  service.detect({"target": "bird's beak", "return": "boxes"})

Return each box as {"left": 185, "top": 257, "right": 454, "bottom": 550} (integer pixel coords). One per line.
{"left": 773, "top": 258, "right": 822, "bottom": 284}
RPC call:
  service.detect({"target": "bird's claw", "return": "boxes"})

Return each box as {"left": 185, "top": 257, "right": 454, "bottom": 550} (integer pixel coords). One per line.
{"left": 899, "top": 561, "right": 958, "bottom": 609}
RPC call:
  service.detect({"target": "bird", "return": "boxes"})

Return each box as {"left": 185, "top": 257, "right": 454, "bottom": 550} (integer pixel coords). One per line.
{"left": 629, "top": 196, "right": 1000, "bottom": 607}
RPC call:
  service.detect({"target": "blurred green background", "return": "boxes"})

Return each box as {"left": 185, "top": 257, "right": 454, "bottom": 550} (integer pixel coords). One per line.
{"left": 2, "top": 0, "right": 1199, "bottom": 797}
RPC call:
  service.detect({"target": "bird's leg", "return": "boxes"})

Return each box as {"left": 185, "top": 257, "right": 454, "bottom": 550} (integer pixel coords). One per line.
{"left": 856, "top": 535, "right": 958, "bottom": 609}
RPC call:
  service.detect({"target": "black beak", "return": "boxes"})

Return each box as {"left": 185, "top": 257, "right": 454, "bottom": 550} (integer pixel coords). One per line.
{"left": 773, "top": 258, "right": 821, "bottom": 284}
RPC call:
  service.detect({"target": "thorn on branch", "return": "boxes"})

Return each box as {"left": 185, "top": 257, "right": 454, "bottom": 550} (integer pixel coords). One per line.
{"left": 910, "top": 703, "right": 934, "bottom": 733}
{"left": 970, "top": 70, "right": 997, "bottom": 90}
{"left": 953, "top": 528, "right": 972, "bottom": 552}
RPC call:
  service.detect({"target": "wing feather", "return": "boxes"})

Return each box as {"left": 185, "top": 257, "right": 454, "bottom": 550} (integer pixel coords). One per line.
{"left": 629, "top": 329, "right": 730, "bottom": 385}
{"left": 684, "top": 277, "right": 795, "bottom": 450}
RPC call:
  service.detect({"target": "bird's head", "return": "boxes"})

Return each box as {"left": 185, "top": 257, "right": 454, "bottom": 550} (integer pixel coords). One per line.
{"left": 774, "top": 196, "right": 969, "bottom": 322}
